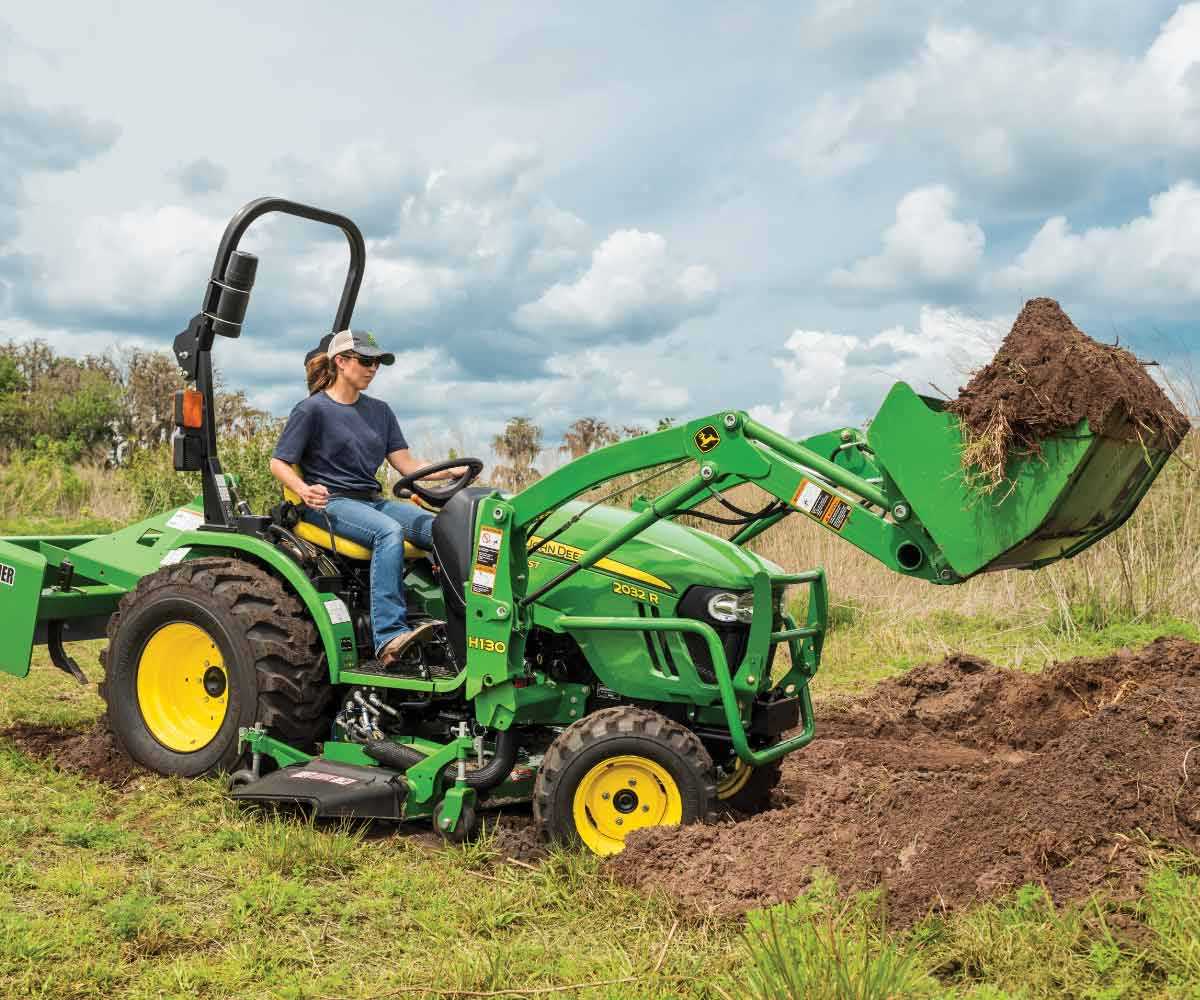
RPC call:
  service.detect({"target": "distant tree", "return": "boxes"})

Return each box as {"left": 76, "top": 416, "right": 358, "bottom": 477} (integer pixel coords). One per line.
{"left": 117, "top": 348, "right": 186, "bottom": 451}
{"left": 214, "top": 388, "right": 276, "bottom": 440}
{"left": 621, "top": 424, "right": 649, "bottom": 439}
{"left": 560, "top": 417, "right": 618, "bottom": 460}
{"left": 492, "top": 417, "right": 543, "bottom": 492}
{"left": 656, "top": 417, "right": 676, "bottom": 432}
{"left": 0, "top": 340, "right": 122, "bottom": 462}
{"left": 0, "top": 355, "right": 25, "bottom": 394}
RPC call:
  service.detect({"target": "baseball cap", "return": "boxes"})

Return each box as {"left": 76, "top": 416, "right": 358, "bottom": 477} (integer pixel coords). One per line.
{"left": 325, "top": 329, "right": 395, "bottom": 366}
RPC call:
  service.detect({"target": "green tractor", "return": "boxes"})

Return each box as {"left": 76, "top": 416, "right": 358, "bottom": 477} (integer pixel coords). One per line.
{"left": 0, "top": 199, "right": 1184, "bottom": 854}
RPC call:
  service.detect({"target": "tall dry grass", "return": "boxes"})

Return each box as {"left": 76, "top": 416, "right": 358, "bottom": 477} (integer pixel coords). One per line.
{"left": 4, "top": 403, "right": 1195, "bottom": 644}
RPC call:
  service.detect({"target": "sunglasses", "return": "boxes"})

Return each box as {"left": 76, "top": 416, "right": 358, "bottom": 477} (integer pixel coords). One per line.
{"left": 346, "top": 352, "right": 382, "bottom": 368}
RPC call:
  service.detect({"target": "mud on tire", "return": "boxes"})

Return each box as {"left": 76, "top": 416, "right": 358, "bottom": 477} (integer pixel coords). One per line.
{"left": 533, "top": 706, "right": 716, "bottom": 855}
{"left": 99, "top": 557, "right": 333, "bottom": 777}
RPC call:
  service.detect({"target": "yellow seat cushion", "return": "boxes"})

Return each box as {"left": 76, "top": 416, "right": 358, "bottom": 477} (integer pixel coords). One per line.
{"left": 283, "top": 469, "right": 427, "bottom": 562}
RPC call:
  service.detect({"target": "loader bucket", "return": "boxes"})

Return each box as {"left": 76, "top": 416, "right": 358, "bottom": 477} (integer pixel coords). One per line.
{"left": 0, "top": 538, "right": 49, "bottom": 678}
{"left": 867, "top": 382, "right": 1183, "bottom": 579}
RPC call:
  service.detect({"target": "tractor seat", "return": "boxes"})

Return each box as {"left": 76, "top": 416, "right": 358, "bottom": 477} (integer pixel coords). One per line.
{"left": 431, "top": 486, "right": 504, "bottom": 666}
{"left": 283, "top": 466, "right": 429, "bottom": 562}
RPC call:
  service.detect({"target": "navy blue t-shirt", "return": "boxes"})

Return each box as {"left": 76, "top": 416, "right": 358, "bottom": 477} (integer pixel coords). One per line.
{"left": 273, "top": 392, "right": 409, "bottom": 495}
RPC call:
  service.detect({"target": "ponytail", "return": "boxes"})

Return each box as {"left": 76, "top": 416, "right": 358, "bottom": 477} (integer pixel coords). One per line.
{"left": 306, "top": 352, "right": 337, "bottom": 395}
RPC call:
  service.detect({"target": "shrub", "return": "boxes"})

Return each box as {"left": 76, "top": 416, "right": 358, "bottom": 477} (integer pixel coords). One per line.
{"left": 122, "top": 428, "right": 286, "bottom": 519}
{"left": 0, "top": 447, "right": 90, "bottom": 520}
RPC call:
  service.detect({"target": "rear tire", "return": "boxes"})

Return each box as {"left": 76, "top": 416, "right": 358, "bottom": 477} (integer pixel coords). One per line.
{"left": 99, "top": 557, "right": 334, "bottom": 777}
{"left": 534, "top": 706, "right": 715, "bottom": 856}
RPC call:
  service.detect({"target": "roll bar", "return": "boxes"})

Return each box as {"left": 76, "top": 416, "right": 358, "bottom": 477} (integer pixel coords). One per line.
{"left": 172, "top": 198, "right": 367, "bottom": 528}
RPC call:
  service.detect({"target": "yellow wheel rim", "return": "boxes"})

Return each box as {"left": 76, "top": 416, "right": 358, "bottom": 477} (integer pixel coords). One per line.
{"left": 135, "top": 622, "right": 229, "bottom": 753}
{"left": 717, "top": 759, "right": 753, "bottom": 800}
{"left": 572, "top": 755, "right": 682, "bottom": 856}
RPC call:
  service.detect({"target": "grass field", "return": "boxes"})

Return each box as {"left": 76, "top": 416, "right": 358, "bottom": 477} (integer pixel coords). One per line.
{"left": 4, "top": 619, "right": 1200, "bottom": 998}
{"left": 2, "top": 427, "right": 1199, "bottom": 1000}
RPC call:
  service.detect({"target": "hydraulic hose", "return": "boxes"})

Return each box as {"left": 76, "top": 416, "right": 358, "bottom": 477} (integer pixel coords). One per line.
{"left": 364, "top": 728, "right": 518, "bottom": 792}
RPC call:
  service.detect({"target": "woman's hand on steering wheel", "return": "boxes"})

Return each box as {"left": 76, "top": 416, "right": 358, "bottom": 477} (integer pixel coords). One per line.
{"left": 392, "top": 458, "right": 484, "bottom": 506}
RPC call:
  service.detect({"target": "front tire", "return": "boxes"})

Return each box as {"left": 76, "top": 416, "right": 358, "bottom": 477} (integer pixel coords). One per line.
{"left": 99, "top": 558, "right": 333, "bottom": 777}
{"left": 715, "top": 756, "right": 782, "bottom": 814}
{"left": 534, "top": 706, "right": 715, "bottom": 856}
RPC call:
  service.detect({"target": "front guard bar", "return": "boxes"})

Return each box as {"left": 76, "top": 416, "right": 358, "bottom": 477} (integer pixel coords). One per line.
{"left": 556, "top": 568, "right": 826, "bottom": 767}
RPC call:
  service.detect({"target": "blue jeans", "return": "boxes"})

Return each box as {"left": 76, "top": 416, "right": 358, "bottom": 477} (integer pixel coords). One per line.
{"left": 301, "top": 497, "right": 435, "bottom": 657}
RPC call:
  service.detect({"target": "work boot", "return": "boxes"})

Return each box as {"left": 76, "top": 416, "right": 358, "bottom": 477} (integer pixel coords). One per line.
{"left": 379, "top": 620, "right": 444, "bottom": 665}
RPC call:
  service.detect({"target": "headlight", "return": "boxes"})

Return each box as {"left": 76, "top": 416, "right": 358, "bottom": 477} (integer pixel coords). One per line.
{"left": 706, "top": 591, "right": 754, "bottom": 624}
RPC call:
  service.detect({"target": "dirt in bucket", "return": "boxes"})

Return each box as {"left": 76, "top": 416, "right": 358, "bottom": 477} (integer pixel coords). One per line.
{"left": 946, "top": 298, "right": 1189, "bottom": 490}
{"left": 0, "top": 721, "right": 142, "bottom": 788}
{"left": 608, "top": 638, "right": 1200, "bottom": 925}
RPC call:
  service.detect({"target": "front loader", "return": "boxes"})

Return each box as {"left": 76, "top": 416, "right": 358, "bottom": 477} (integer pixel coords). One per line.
{"left": 0, "top": 199, "right": 1186, "bottom": 854}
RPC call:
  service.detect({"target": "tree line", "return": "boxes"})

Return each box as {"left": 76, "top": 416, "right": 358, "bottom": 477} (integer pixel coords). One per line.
{"left": 490, "top": 415, "right": 676, "bottom": 492}
{"left": 0, "top": 340, "right": 273, "bottom": 465}
{"left": 0, "top": 339, "right": 676, "bottom": 493}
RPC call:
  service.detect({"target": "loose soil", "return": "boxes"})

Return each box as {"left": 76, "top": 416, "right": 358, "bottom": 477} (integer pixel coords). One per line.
{"left": 611, "top": 637, "right": 1200, "bottom": 925}
{"left": 7, "top": 639, "right": 1200, "bottom": 921}
{"left": 946, "top": 298, "right": 1189, "bottom": 486}
{"left": 0, "top": 721, "right": 141, "bottom": 787}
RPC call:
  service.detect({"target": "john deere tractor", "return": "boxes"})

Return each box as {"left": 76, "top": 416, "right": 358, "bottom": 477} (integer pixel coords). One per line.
{"left": 0, "top": 199, "right": 1184, "bottom": 853}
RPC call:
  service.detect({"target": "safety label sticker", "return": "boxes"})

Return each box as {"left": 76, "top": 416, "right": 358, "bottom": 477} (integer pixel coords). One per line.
{"left": 292, "top": 770, "right": 357, "bottom": 786}
{"left": 160, "top": 547, "right": 191, "bottom": 567}
{"left": 792, "top": 479, "right": 852, "bottom": 532}
{"left": 472, "top": 565, "right": 496, "bottom": 596}
{"left": 476, "top": 526, "right": 504, "bottom": 568}
{"left": 323, "top": 597, "right": 352, "bottom": 625}
{"left": 0, "top": 563, "right": 14, "bottom": 587}
{"left": 165, "top": 508, "right": 204, "bottom": 532}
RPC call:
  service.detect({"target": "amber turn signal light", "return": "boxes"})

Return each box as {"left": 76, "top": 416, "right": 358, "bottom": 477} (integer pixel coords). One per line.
{"left": 175, "top": 389, "right": 204, "bottom": 429}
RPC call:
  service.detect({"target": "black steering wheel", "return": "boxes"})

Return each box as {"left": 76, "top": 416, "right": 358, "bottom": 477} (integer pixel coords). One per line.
{"left": 392, "top": 458, "right": 484, "bottom": 507}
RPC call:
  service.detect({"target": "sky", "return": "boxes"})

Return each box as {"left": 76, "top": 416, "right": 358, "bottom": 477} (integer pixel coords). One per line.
{"left": 2, "top": 1, "right": 1198, "bottom": 461}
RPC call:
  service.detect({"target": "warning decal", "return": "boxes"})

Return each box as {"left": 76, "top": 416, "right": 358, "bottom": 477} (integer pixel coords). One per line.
{"left": 791, "top": 479, "right": 852, "bottom": 532}
{"left": 471, "top": 526, "right": 504, "bottom": 595}
{"left": 160, "top": 547, "right": 191, "bottom": 567}
{"left": 472, "top": 566, "right": 496, "bottom": 596}
{"left": 476, "top": 526, "right": 504, "bottom": 567}
{"left": 165, "top": 508, "right": 204, "bottom": 532}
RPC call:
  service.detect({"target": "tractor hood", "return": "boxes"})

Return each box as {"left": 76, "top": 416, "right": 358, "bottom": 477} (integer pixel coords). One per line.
{"left": 533, "top": 500, "right": 782, "bottom": 596}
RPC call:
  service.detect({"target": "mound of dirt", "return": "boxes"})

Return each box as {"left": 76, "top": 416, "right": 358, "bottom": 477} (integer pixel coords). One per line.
{"left": 946, "top": 298, "right": 1189, "bottom": 487}
{"left": 609, "top": 638, "right": 1200, "bottom": 925}
{"left": 0, "top": 722, "right": 141, "bottom": 788}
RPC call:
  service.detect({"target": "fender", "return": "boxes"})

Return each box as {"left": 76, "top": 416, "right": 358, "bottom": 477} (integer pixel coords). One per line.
{"left": 171, "top": 529, "right": 358, "bottom": 680}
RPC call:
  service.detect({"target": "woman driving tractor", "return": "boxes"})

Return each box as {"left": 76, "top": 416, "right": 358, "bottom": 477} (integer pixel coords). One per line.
{"left": 270, "top": 329, "right": 462, "bottom": 665}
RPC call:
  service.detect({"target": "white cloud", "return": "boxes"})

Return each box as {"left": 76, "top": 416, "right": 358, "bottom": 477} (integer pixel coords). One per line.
{"left": 32, "top": 204, "right": 228, "bottom": 318}
{"left": 514, "top": 229, "right": 718, "bottom": 335}
{"left": 754, "top": 305, "right": 1004, "bottom": 437}
{"left": 992, "top": 182, "right": 1200, "bottom": 302}
{"left": 828, "top": 185, "right": 984, "bottom": 294}
{"left": 781, "top": 5, "right": 1200, "bottom": 196}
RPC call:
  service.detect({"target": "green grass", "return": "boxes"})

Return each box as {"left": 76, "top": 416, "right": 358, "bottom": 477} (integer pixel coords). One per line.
{"left": 0, "top": 515, "right": 119, "bottom": 537}
{"left": 4, "top": 637, "right": 1200, "bottom": 997}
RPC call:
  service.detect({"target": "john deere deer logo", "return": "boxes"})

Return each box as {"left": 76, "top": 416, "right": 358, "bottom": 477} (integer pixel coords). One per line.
{"left": 694, "top": 426, "right": 720, "bottom": 453}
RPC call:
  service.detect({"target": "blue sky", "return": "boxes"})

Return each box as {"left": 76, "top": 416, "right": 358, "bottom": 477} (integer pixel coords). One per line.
{"left": 2, "top": 2, "right": 1198, "bottom": 459}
